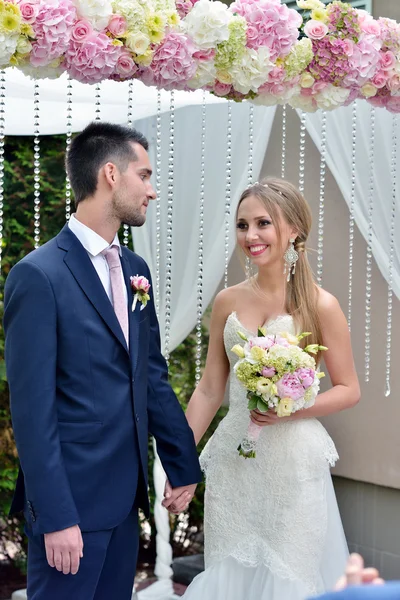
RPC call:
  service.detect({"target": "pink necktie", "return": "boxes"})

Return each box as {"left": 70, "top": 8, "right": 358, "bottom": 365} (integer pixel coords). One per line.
{"left": 102, "top": 245, "right": 129, "bottom": 346}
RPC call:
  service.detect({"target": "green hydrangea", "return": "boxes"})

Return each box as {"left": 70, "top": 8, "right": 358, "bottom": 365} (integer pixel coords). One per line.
{"left": 215, "top": 16, "right": 247, "bottom": 72}
{"left": 235, "top": 361, "right": 262, "bottom": 392}
{"left": 284, "top": 38, "right": 313, "bottom": 79}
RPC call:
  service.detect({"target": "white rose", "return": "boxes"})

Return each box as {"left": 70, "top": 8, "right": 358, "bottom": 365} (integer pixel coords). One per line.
{"left": 126, "top": 32, "right": 151, "bottom": 55}
{"left": 297, "top": 0, "right": 324, "bottom": 9}
{"left": 75, "top": 0, "right": 114, "bottom": 30}
{"left": 289, "top": 92, "right": 318, "bottom": 113}
{"left": 182, "top": 0, "right": 232, "bottom": 49}
{"left": 16, "top": 37, "right": 32, "bottom": 55}
{"left": 231, "top": 47, "right": 273, "bottom": 94}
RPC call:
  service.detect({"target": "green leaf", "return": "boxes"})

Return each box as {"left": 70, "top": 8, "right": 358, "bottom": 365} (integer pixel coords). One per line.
{"left": 257, "top": 327, "right": 266, "bottom": 337}
{"left": 257, "top": 399, "right": 269, "bottom": 413}
{"left": 247, "top": 395, "right": 258, "bottom": 411}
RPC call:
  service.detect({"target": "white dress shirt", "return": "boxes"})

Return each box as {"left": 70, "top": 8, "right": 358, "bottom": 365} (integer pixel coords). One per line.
{"left": 68, "top": 214, "right": 128, "bottom": 304}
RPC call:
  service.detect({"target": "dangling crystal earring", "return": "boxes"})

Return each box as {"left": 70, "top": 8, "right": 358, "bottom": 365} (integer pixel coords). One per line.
{"left": 283, "top": 238, "right": 299, "bottom": 282}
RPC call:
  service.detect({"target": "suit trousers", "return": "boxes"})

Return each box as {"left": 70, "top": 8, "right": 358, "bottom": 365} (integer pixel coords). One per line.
{"left": 26, "top": 508, "right": 139, "bottom": 600}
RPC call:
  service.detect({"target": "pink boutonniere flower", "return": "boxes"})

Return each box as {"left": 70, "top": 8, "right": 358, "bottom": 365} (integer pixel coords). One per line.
{"left": 130, "top": 275, "right": 151, "bottom": 312}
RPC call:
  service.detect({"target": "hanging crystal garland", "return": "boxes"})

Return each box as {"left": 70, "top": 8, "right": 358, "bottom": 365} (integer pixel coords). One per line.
{"left": 281, "top": 104, "right": 287, "bottom": 180}
{"left": 124, "top": 81, "right": 135, "bottom": 247}
{"left": 298, "top": 111, "right": 306, "bottom": 194}
{"left": 33, "top": 83, "right": 41, "bottom": 249}
{"left": 364, "top": 106, "right": 375, "bottom": 384}
{"left": 155, "top": 90, "right": 162, "bottom": 317}
{"left": 385, "top": 114, "right": 397, "bottom": 398}
{"left": 317, "top": 111, "right": 327, "bottom": 287}
{"left": 245, "top": 104, "right": 254, "bottom": 279}
{"left": 195, "top": 93, "right": 206, "bottom": 385}
{"left": 94, "top": 83, "right": 101, "bottom": 121}
{"left": 164, "top": 91, "right": 175, "bottom": 364}
{"left": 224, "top": 100, "right": 232, "bottom": 289}
{"left": 65, "top": 76, "right": 73, "bottom": 222}
{"left": 347, "top": 101, "right": 357, "bottom": 331}
{"left": 0, "top": 71, "right": 5, "bottom": 275}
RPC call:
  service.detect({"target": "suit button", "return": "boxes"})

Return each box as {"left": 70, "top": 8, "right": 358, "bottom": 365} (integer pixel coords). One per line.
{"left": 136, "top": 415, "right": 140, "bottom": 422}
{"left": 131, "top": 377, "right": 135, "bottom": 384}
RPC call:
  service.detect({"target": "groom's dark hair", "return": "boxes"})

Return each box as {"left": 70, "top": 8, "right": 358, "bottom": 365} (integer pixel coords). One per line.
{"left": 66, "top": 121, "right": 149, "bottom": 206}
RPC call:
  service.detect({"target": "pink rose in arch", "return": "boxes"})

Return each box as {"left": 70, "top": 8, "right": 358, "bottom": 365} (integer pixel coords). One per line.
{"left": 304, "top": 20, "right": 329, "bottom": 41}
{"left": 71, "top": 20, "right": 92, "bottom": 43}
{"left": 19, "top": 2, "right": 39, "bottom": 24}
{"left": 108, "top": 15, "right": 127, "bottom": 38}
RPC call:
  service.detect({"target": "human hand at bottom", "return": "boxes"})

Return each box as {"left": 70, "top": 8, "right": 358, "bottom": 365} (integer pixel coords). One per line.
{"left": 44, "top": 524, "right": 83, "bottom": 575}
{"left": 334, "top": 553, "right": 384, "bottom": 590}
{"left": 162, "top": 480, "right": 197, "bottom": 515}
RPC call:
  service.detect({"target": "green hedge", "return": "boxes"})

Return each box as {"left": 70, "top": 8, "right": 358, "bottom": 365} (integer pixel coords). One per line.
{"left": 0, "top": 135, "right": 227, "bottom": 570}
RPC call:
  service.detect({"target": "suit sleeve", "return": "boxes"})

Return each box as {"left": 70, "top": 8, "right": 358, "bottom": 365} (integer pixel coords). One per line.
{"left": 4, "top": 260, "right": 80, "bottom": 535}
{"left": 143, "top": 264, "right": 202, "bottom": 488}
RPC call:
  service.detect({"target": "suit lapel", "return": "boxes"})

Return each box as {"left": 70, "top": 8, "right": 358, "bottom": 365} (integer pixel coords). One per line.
{"left": 58, "top": 226, "right": 129, "bottom": 354}
{"left": 121, "top": 250, "right": 140, "bottom": 373}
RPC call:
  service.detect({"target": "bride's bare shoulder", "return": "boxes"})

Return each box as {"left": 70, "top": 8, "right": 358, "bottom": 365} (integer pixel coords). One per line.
{"left": 212, "top": 281, "right": 249, "bottom": 320}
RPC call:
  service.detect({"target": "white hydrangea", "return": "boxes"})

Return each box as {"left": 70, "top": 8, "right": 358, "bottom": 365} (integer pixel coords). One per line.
{"left": 75, "top": 0, "right": 114, "bottom": 30}
{"left": 113, "top": 0, "right": 149, "bottom": 31}
{"left": 315, "top": 84, "right": 351, "bottom": 111}
{"left": 230, "top": 47, "right": 273, "bottom": 95}
{"left": 289, "top": 92, "right": 318, "bottom": 113}
{"left": 19, "top": 60, "right": 65, "bottom": 80}
{"left": 187, "top": 60, "right": 217, "bottom": 89}
{"left": 0, "top": 34, "right": 18, "bottom": 68}
{"left": 182, "top": 0, "right": 232, "bottom": 50}
{"left": 252, "top": 83, "right": 301, "bottom": 107}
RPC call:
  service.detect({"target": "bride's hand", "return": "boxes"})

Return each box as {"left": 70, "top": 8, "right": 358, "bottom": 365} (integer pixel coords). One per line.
{"left": 250, "top": 409, "right": 291, "bottom": 426}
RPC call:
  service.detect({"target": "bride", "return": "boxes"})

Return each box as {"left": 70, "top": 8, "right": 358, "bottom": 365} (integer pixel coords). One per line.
{"left": 182, "top": 178, "right": 360, "bottom": 599}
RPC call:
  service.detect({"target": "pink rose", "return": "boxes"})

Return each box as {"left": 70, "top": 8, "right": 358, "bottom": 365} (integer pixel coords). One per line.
{"left": 114, "top": 50, "right": 138, "bottom": 79}
{"left": 380, "top": 50, "right": 396, "bottom": 70}
{"left": 193, "top": 48, "right": 215, "bottom": 61}
{"left": 387, "top": 74, "right": 400, "bottom": 93}
{"left": 108, "top": 15, "right": 127, "bottom": 37}
{"left": 304, "top": 20, "right": 328, "bottom": 41}
{"left": 276, "top": 373, "right": 305, "bottom": 401}
{"left": 249, "top": 336, "right": 276, "bottom": 350}
{"left": 19, "top": 2, "right": 38, "bottom": 24}
{"left": 262, "top": 366, "right": 276, "bottom": 378}
{"left": 131, "top": 275, "right": 150, "bottom": 293}
{"left": 71, "top": 19, "right": 92, "bottom": 43}
{"left": 213, "top": 81, "right": 232, "bottom": 97}
{"left": 295, "top": 367, "right": 315, "bottom": 389}
{"left": 371, "top": 70, "right": 388, "bottom": 88}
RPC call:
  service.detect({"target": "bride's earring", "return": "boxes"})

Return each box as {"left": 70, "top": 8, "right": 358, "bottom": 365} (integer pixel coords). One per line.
{"left": 283, "top": 239, "right": 299, "bottom": 282}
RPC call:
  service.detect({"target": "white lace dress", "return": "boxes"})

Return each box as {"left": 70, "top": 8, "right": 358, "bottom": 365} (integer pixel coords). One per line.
{"left": 183, "top": 313, "right": 348, "bottom": 600}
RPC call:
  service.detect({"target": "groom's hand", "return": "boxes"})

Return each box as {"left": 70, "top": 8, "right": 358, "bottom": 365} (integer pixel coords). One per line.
{"left": 162, "top": 480, "right": 197, "bottom": 514}
{"left": 334, "top": 553, "right": 384, "bottom": 590}
{"left": 44, "top": 524, "right": 84, "bottom": 575}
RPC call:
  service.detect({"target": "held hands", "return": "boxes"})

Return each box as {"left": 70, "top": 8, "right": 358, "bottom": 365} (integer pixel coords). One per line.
{"left": 44, "top": 524, "right": 84, "bottom": 575}
{"left": 334, "top": 553, "right": 384, "bottom": 590}
{"left": 162, "top": 480, "right": 197, "bottom": 515}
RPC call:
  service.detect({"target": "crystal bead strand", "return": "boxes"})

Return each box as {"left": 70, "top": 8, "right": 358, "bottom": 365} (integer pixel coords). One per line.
{"left": 94, "top": 83, "right": 101, "bottom": 121}
{"left": 364, "top": 107, "right": 375, "bottom": 384}
{"left": 224, "top": 100, "right": 232, "bottom": 289}
{"left": 317, "top": 111, "right": 327, "bottom": 287}
{"left": 164, "top": 92, "right": 175, "bottom": 364}
{"left": 0, "top": 71, "right": 5, "bottom": 274}
{"left": 245, "top": 104, "right": 254, "bottom": 278}
{"left": 298, "top": 111, "right": 306, "bottom": 194}
{"left": 195, "top": 93, "right": 206, "bottom": 385}
{"left": 347, "top": 102, "right": 357, "bottom": 330}
{"left": 281, "top": 104, "right": 287, "bottom": 180}
{"left": 385, "top": 114, "right": 397, "bottom": 397}
{"left": 155, "top": 90, "right": 162, "bottom": 317}
{"left": 124, "top": 82, "right": 135, "bottom": 247}
{"left": 65, "top": 76, "right": 72, "bottom": 222}
{"left": 33, "top": 83, "right": 41, "bottom": 249}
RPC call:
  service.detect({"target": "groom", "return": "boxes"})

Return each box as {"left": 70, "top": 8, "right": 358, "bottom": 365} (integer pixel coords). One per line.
{"left": 4, "top": 121, "right": 202, "bottom": 599}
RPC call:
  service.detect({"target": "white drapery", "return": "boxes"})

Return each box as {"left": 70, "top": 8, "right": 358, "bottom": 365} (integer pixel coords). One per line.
{"left": 300, "top": 103, "right": 400, "bottom": 300}
{"left": 132, "top": 102, "right": 277, "bottom": 352}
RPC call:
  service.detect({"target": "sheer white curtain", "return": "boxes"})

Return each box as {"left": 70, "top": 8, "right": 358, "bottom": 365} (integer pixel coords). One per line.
{"left": 132, "top": 102, "right": 277, "bottom": 352}
{"left": 300, "top": 103, "right": 400, "bottom": 300}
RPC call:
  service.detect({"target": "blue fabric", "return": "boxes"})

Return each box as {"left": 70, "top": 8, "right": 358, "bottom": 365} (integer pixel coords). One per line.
{"left": 4, "top": 225, "right": 202, "bottom": 596}
{"left": 313, "top": 583, "right": 400, "bottom": 600}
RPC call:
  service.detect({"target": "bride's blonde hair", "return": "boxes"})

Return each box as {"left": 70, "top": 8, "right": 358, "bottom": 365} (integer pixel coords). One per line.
{"left": 237, "top": 177, "right": 323, "bottom": 353}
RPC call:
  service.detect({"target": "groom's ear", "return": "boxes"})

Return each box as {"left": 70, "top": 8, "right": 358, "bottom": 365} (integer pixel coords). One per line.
{"left": 102, "top": 162, "right": 119, "bottom": 189}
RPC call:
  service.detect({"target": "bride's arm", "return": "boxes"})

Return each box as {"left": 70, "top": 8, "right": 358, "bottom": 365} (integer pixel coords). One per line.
{"left": 186, "top": 290, "right": 231, "bottom": 445}
{"left": 251, "top": 289, "right": 360, "bottom": 426}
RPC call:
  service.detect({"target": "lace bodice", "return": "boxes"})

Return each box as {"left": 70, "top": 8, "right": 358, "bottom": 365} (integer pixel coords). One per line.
{"left": 199, "top": 311, "right": 340, "bottom": 594}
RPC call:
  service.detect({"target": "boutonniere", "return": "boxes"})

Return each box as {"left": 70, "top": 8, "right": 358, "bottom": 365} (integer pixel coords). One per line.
{"left": 130, "top": 275, "right": 151, "bottom": 312}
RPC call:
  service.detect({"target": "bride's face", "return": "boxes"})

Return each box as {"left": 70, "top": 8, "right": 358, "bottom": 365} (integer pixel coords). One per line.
{"left": 236, "top": 195, "right": 294, "bottom": 268}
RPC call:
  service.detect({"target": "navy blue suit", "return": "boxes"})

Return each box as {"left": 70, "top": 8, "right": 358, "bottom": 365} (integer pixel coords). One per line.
{"left": 313, "top": 583, "right": 400, "bottom": 600}
{"left": 4, "top": 225, "right": 202, "bottom": 599}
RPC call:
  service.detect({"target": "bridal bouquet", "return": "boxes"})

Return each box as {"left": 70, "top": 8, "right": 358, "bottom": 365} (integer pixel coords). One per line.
{"left": 231, "top": 327, "right": 327, "bottom": 458}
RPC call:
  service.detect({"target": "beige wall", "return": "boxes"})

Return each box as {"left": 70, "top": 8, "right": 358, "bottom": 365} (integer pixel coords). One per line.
{"left": 225, "top": 104, "right": 400, "bottom": 489}
{"left": 373, "top": 0, "right": 400, "bottom": 19}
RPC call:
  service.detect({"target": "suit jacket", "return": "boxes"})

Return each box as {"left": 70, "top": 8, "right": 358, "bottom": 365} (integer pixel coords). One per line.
{"left": 4, "top": 225, "right": 202, "bottom": 536}
{"left": 313, "top": 583, "right": 400, "bottom": 600}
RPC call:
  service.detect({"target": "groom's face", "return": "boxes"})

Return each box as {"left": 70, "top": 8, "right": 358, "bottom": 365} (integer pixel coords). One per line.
{"left": 112, "top": 142, "right": 156, "bottom": 227}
